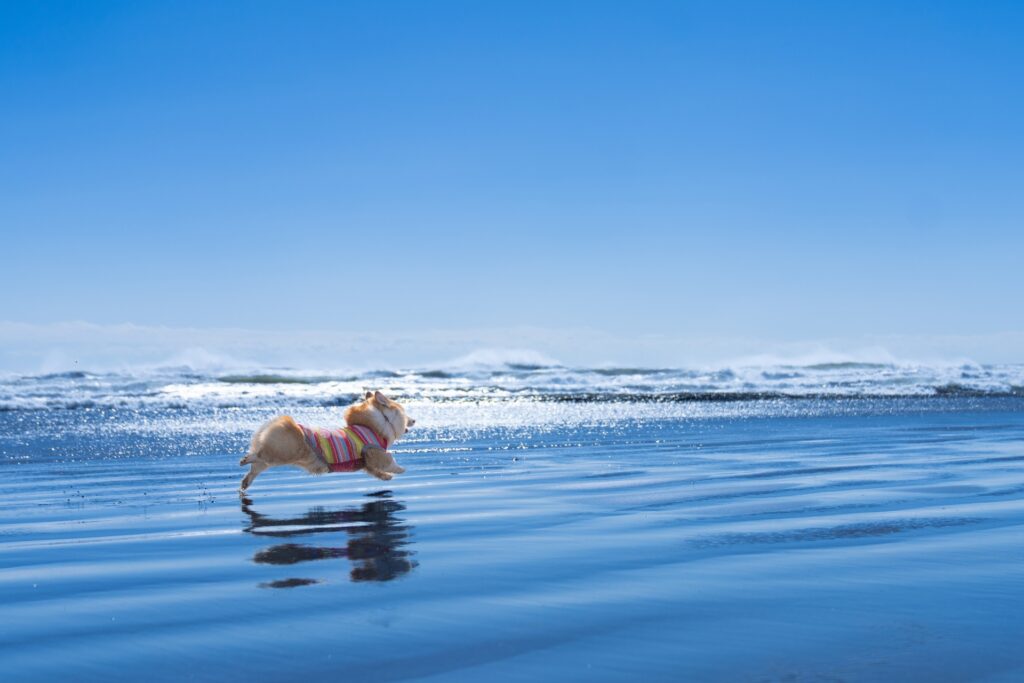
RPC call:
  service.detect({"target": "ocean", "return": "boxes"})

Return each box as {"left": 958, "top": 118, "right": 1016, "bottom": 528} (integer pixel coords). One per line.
{"left": 1, "top": 360, "right": 1023, "bottom": 681}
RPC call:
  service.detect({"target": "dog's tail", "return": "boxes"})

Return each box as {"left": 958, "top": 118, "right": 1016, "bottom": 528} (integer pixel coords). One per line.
{"left": 240, "top": 418, "right": 273, "bottom": 466}
{"left": 240, "top": 415, "right": 300, "bottom": 466}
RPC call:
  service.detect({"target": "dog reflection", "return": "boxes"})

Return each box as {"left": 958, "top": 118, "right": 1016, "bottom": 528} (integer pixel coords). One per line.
{"left": 241, "top": 492, "right": 417, "bottom": 586}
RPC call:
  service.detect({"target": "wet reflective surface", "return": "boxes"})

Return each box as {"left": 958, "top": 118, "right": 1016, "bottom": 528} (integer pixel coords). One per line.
{"left": 1, "top": 400, "right": 1024, "bottom": 681}
{"left": 241, "top": 492, "right": 417, "bottom": 585}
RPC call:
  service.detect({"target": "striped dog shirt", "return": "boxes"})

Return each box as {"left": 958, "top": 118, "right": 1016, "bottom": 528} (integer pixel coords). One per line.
{"left": 297, "top": 423, "right": 388, "bottom": 472}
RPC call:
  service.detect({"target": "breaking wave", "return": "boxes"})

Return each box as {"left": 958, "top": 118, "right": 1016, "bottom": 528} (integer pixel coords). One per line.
{"left": 1, "top": 360, "right": 1023, "bottom": 412}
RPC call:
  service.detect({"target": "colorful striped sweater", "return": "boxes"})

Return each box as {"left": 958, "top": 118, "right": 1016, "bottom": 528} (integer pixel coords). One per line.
{"left": 296, "top": 423, "right": 388, "bottom": 472}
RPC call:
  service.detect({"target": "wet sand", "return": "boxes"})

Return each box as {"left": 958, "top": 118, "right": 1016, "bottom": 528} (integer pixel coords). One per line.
{"left": 2, "top": 401, "right": 1024, "bottom": 681}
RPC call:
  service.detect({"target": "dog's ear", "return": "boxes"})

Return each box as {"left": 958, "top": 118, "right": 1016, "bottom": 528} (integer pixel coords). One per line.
{"left": 373, "top": 390, "right": 391, "bottom": 405}
{"left": 365, "top": 390, "right": 373, "bottom": 400}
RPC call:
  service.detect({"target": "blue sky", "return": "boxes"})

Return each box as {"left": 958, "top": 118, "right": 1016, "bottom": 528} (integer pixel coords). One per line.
{"left": 2, "top": 1, "right": 1022, "bottom": 369}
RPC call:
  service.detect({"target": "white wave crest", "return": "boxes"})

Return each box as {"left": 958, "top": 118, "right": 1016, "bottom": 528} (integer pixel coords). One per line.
{"left": 438, "top": 348, "right": 562, "bottom": 371}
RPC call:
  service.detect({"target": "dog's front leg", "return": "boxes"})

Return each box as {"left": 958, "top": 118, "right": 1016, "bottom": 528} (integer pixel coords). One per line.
{"left": 363, "top": 446, "right": 400, "bottom": 480}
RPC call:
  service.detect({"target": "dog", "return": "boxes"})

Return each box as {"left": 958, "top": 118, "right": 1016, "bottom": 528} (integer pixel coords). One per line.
{"left": 239, "top": 390, "right": 414, "bottom": 492}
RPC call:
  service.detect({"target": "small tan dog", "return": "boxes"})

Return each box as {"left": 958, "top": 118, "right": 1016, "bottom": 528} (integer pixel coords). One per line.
{"left": 239, "top": 390, "right": 414, "bottom": 492}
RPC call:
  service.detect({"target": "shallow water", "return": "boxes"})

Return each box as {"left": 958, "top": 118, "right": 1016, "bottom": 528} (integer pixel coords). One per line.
{"left": 2, "top": 395, "right": 1024, "bottom": 681}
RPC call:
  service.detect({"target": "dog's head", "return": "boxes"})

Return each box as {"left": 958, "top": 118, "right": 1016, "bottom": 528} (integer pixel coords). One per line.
{"left": 344, "top": 390, "right": 415, "bottom": 445}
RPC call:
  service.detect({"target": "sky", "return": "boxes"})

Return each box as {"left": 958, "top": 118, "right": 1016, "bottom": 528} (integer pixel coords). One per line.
{"left": 2, "top": 1, "right": 1022, "bottom": 371}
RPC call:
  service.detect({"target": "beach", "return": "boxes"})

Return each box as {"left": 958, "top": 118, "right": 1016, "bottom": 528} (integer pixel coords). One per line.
{"left": 5, "top": 0, "right": 1023, "bottom": 679}
{"left": 2, "top": 365, "right": 1024, "bottom": 681}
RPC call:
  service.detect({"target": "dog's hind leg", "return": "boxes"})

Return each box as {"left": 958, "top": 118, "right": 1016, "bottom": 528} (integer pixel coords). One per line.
{"left": 240, "top": 461, "right": 269, "bottom": 492}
